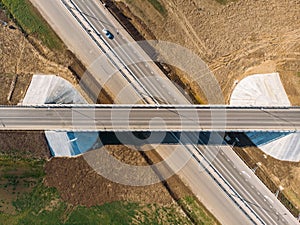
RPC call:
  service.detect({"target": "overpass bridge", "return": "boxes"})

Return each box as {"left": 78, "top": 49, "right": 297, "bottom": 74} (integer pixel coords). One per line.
{"left": 1, "top": 105, "right": 299, "bottom": 132}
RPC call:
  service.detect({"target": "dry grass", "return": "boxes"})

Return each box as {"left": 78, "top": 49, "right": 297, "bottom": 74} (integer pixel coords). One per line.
{"left": 119, "top": 0, "right": 300, "bottom": 104}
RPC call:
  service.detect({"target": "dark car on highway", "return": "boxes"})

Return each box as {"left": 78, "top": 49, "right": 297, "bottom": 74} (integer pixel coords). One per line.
{"left": 102, "top": 29, "right": 114, "bottom": 39}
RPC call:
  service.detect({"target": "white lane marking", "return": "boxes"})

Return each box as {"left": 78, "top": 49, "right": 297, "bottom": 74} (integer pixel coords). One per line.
{"left": 78, "top": 4, "right": 165, "bottom": 102}
{"left": 241, "top": 171, "right": 251, "bottom": 179}
{"left": 264, "top": 195, "right": 274, "bottom": 204}
{"left": 212, "top": 153, "right": 277, "bottom": 224}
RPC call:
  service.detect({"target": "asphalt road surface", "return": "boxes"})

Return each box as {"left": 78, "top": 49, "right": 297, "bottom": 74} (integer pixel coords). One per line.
{"left": 27, "top": 0, "right": 300, "bottom": 224}
{"left": 1, "top": 106, "right": 299, "bottom": 132}
{"left": 70, "top": 0, "right": 192, "bottom": 105}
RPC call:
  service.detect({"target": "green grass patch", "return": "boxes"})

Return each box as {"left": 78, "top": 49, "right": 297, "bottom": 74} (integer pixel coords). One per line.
{"left": 135, "top": 203, "right": 192, "bottom": 225}
{"left": 215, "top": 0, "right": 227, "bottom": 4}
{"left": 66, "top": 202, "right": 139, "bottom": 225}
{"left": 0, "top": 154, "right": 141, "bottom": 225}
{"left": 4, "top": 184, "right": 141, "bottom": 225}
{"left": 0, "top": 154, "right": 205, "bottom": 225}
{"left": 0, "top": 154, "right": 45, "bottom": 175}
{"left": 147, "top": 0, "right": 167, "bottom": 16}
{"left": 179, "top": 196, "right": 219, "bottom": 225}
{"left": 214, "top": 0, "right": 237, "bottom": 4}
{"left": 0, "top": 0, "right": 63, "bottom": 50}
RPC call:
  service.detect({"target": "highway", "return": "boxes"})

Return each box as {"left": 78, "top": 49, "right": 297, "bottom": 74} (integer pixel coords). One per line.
{"left": 1, "top": 105, "right": 300, "bottom": 132}
{"left": 28, "top": 0, "right": 299, "bottom": 224}
{"left": 70, "top": 0, "right": 192, "bottom": 105}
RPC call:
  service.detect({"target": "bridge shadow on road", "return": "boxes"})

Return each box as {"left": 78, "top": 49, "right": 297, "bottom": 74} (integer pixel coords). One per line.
{"left": 98, "top": 131, "right": 260, "bottom": 147}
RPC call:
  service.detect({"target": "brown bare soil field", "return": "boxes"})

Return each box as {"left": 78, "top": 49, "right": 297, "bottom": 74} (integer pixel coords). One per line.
{"left": 44, "top": 144, "right": 219, "bottom": 223}
{"left": 0, "top": 22, "right": 76, "bottom": 82}
{"left": 45, "top": 152, "right": 188, "bottom": 207}
{"left": 0, "top": 131, "right": 50, "bottom": 159}
{"left": 116, "top": 0, "right": 300, "bottom": 104}
{"left": 44, "top": 145, "right": 188, "bottom": 205}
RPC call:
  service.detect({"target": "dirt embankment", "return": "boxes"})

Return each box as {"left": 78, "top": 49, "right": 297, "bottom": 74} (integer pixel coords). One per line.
{"left": 0, "top": 20, "right": 75, "bottom": 80}
{"left": 44, "top": 145, "right": 192, "bottom": 207}
{"left": 0, "top": 131, "right": 50, "bottom": 159}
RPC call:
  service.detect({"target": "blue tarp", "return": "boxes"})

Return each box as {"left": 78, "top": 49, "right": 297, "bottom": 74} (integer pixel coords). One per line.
{"left": 246, "top": 132, "right": 291, "bottom": 146}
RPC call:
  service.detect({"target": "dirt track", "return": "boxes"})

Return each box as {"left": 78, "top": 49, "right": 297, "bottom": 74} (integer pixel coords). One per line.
{"left": 0, "top": 8, "right": 86, "bottom": 105}
{"left": 0, "top": 22, "right": 75, "bottom": 80}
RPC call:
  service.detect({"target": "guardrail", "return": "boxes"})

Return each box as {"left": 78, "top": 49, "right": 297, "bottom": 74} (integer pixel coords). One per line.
{"left": 2, "top": 104, "right": 298, "bottom": 109}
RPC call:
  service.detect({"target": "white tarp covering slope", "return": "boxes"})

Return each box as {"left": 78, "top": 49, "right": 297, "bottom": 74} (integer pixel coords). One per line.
{"left": 22, "top": 75, "right": 86, "bottom": 104}
{"left": 45, "top": 131, "right": 99, "bottom": 157}
{"left": 45, "top": 131, "right": 74, "bottom": 156}
{"left": 22, "top": 75, "right": 98, "bottom": 157}
{"left": 230, "top": 72, "right": 300, "bottom": 162}
{"left": 261, "top": 133, "right": 300, "bottom": 160}
{"left": 230, "top": 73, "right": 290, "bottom": 106}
